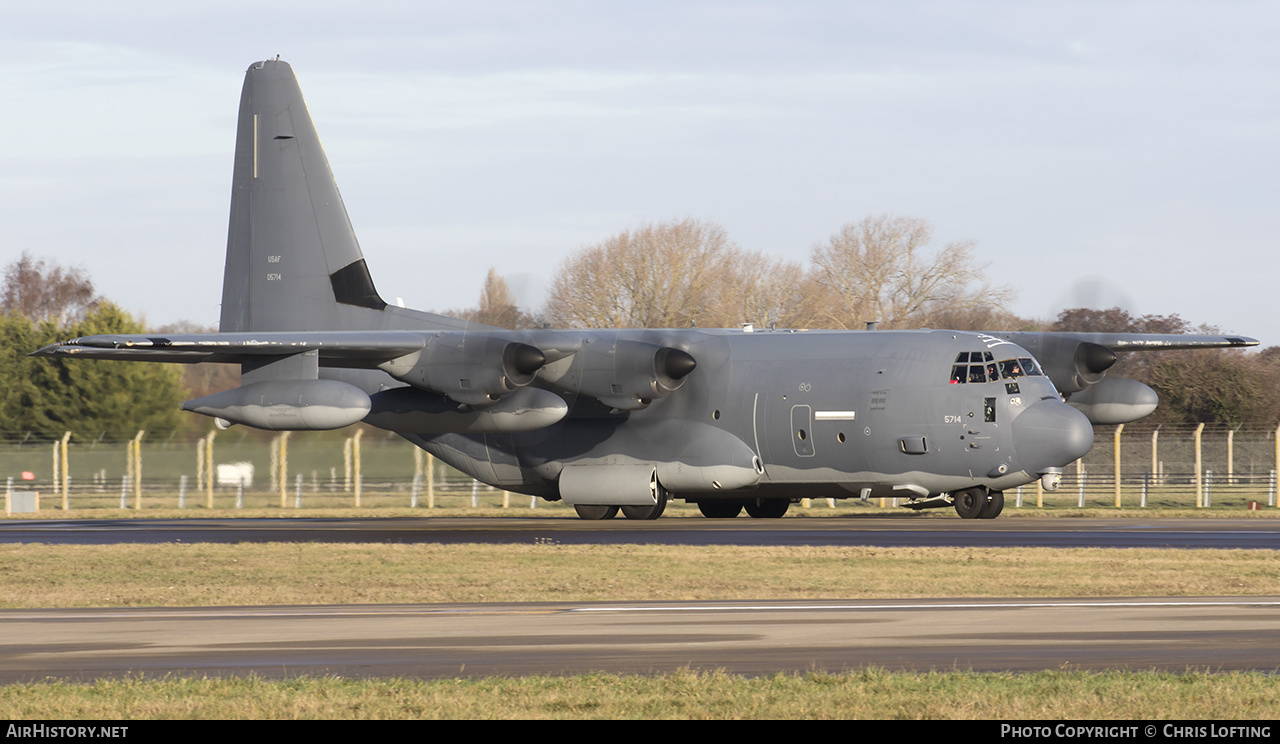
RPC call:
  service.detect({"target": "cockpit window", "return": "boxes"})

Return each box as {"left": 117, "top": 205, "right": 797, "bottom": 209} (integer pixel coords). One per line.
{"left": 998, "top": 358, "right": 1044, "bottom": 379}
{"left": 951, "top": 351, "right": 1041, "bottom": 384}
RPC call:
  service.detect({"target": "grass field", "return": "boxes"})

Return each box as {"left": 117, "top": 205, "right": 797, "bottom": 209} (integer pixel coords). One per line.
{"left": 1, "top": 511, "right": 1276, "bottom": 719}
{"left": 2, "top": 669, "right": 1278, "bottom": 720}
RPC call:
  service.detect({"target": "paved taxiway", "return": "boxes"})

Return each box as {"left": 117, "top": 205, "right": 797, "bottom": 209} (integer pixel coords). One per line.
{"left": 3, "top": 598, "right": 1278, "bottom": 682}
{"left": 1, "top": 516, "right": 1278, "bottom": 549}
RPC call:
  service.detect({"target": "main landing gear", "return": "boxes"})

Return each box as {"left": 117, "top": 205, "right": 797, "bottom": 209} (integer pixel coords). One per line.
{"left": 696, "top": 498, "right": 790, "bottom": 519}
{"left": 574, "top": 483, "right": 670, "bottom": 520}
{"left": 952, "top": 487, "right": 1004, "bottom": 519}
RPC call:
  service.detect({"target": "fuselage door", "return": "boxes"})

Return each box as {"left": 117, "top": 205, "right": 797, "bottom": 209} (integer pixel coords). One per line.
{"left": 791, "top": 404, "right": 815, "bottom": 457}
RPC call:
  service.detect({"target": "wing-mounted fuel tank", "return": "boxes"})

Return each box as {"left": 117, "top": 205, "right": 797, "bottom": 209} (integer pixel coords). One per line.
{"left": 181, "top": 379, "right": 371, "bottom": 430}
{"left": 377, "top": 333, "right": 546, "bottom": 406}
{"left": 1063, "top": 376, "right": 1159, "bottom": 425}
{"left": 363, "top": 385, "right": 568, "bottom": 433}
{"left": 539, "top": 336, "right": 697, "bottom": 411}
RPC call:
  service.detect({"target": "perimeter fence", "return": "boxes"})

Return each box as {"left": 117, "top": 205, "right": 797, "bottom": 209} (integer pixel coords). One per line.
{"left": 1, "top": 423, "right": 1277, "bottom": 512}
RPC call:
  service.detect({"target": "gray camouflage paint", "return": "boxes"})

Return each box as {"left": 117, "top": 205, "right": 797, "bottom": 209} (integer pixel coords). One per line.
{"left": 34, "top": 61, "right": 1258, "bottom": 519}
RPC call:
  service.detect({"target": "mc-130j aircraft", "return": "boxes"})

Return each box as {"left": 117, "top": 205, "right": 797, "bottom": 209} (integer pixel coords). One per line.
{"left": 35, "top": 60, "right": 1258, "bottom": 520}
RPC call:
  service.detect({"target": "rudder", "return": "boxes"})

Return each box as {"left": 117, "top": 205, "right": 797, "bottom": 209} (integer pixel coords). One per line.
{"left": 219, "top": 59, "right": 386, "bottom": 333}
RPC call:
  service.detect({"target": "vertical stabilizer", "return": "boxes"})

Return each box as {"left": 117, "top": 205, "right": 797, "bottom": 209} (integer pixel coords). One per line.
{"left": 220, "top": 60, "right": 386, "bottom": 333}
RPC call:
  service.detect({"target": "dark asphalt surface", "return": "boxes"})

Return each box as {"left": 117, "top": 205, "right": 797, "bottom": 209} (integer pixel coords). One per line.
{"left": 0, "top": 516, "right": 1277, "bottom": 549}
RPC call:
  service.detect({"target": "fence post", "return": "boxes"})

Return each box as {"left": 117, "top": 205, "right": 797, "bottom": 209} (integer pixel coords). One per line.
{"left": 1113, "top": 424, "right": 1124, "bottom": 508}
{"left": 278, "top": 431, "right": 291, "bottom": 508}
{"left": 1205, "top": 470, "right": 1213, "bottom": 508}
{"left": 1075, "top": 458, "right": 1085, "bottom": 509}
{"left": 59, "top": 432, "right": 71, "bottom": 510}
{"left": 132, "top": 430, "right": 145, "bottom": 511}
{"left": 1142, "top": 471, "right": 1149, "bottom": 508}
{"left": 1270, "top": 469, "right": 1276, "bottom": 508}
{"left": 426, "top": 452, "right": 435, "bottom": 508}
{"left": 295, "top": 473, "right": 303, "bottom": 508}
{"left": 1194, "top": 423, "right": 1205, "bottom": 508}
{"left": 352, "top": 429, "right": 363, "bottom": 507}
{"left": 343, "top": 437, "right": 353, "bottom": 493}
{"left": 179, "top": 474, "right": 187, "bottom": 509}
{"left": 205, "top": 431, "right": 216, "bottom": 509}
{"left": 1151, "top": 427, "right": 1160, "bottom": 486}
{"left": 1274, "top": 425, "right": 1280, "bottom": 503}
{"left": 1227, "top": 428, "right": 1235, "bottom": 485}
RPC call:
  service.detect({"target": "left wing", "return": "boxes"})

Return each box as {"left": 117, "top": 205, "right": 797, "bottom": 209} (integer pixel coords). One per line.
{"left": 990, "top": 331, "right": 1259, "bottom": 424}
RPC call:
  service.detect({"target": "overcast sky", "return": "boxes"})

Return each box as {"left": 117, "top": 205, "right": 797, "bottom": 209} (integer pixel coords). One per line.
{"left": 2, "top": 1, "right": 1276, "bottom": 345}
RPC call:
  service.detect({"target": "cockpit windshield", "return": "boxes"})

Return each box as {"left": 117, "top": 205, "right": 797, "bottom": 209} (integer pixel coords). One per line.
{"left": 949, "top": 352, "right": 1043, "bottom": 384}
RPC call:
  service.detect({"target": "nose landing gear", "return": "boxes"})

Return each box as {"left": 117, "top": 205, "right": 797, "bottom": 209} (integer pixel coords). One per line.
{"left": 952, "top": 487, "right": 1004, "bottom": 519}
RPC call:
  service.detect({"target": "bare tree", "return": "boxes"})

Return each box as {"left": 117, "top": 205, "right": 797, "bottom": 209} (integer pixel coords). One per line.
{"left": 722, "top": 253, "right": 814, "bottom": 329}
{"left": 1, "top": 251, "right": 100, "bottom": 327}
{"left": 473, "top": 268, "right": 525, "bottom": 328}
{"left": 807, "top": 215, "right": 1013, "bottom": 329}
{"left": 545, "top": 219, "right": 741, "bottom": 329}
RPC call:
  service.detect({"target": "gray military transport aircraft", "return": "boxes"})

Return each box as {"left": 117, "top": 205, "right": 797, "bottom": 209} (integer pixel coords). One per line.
{"left": 34, "top": 60, "right": 1258, "bottom": 520}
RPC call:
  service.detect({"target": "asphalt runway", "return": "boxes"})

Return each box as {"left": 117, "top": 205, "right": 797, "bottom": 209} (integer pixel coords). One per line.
{"left": 3, "top": 598, "right": 1278, "bottom": 682}
{"left": 1, "top": 516, "right": 1278, "bottom": 549}
{"left": 3, "top": 517, "right": 1277, "bottom": 682}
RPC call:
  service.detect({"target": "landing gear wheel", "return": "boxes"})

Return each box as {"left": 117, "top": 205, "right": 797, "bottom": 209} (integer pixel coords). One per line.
{"left": 622, "top": 484, "right": 669, "bottom": 520}
{"left": 744, "top": 498, "right": 790, "bottom": 518}
{"left": 621, "top": 501, "right": 667, "bottom": 520}
{"left": 953, "top": 488, "right": 987, "bottom": 519}
{"left": 977, "top": 490, "right": 1004, "bottom": 519}
{"left": 574, "top": 504, "right": 619, "bottom": 520}
{"left": 698, "top": 501, "right": 743, "bottom": 518}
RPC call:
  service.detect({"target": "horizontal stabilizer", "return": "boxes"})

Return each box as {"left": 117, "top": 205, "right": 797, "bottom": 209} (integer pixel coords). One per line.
{"left": 33, "top": 331, "right": 434, "bottom": 364}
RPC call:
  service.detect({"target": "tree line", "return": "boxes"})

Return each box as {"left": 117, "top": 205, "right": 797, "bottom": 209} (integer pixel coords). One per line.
{"left": 4, "top": 213, "right": 1276, "bottom": 441}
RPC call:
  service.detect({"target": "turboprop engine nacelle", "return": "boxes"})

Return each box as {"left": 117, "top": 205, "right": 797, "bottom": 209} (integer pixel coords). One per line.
{"left": 570, "top": 339, "right": 697, "bottom": 411}
{"left": 181, "top": 379, "right": 372, "bottom": 430}
{"left": 377, "top": 334, "right": 546, "bottom": 407}
{"left": 1016, "top": 335, "right": 1119, "bottom": 394}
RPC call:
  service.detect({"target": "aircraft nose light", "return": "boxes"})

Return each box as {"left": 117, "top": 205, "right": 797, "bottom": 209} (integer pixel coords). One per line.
{"left": 1012, "top": 401, "right": 1094, "bottom": 475}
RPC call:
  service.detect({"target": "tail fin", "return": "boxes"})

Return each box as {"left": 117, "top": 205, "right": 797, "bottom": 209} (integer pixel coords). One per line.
{"left": 220, "top": 60, "right": 466, "bottom": 333}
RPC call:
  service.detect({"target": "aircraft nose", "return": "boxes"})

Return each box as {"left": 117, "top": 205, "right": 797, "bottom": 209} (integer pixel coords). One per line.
{"left": 1012, "top": 400, "right": 1095, "bottom": 473}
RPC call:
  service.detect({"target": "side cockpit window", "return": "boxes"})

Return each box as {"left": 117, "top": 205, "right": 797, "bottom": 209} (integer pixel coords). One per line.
{"left": 997, "top": 358, "right": 1044, "bottom": 379}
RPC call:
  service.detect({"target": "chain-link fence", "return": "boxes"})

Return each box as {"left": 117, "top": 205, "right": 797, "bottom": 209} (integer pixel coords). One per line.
{"left": 3, "top": 424, "right": 1278, "bottom": 512}
{"left": 0, "top": 429, "right": 545, "bottom": 512}
{"left": 1011, "top": 423, "right": 1279, "bottom": 509}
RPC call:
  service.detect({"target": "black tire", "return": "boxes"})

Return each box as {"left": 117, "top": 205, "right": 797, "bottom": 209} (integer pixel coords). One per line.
{"left": 574, "top": 504, "right": 619, "bottom": 520}
{"left": 977, "top": 490, "right": 1004, "bottom": 519}
{"left": 621, "top": 500, "right": 667, "bottom": 520}
{"left": 744, "top": 498, "right": 790, "bottom": 518}
{"left": 698, "top": 501, "right": 744, "bottom": 518}
{"left": 953, "top": 488, "right": 987, "bottom": 519}
{"left": 621, "top": 484, "right": 669, "bottom": 520}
